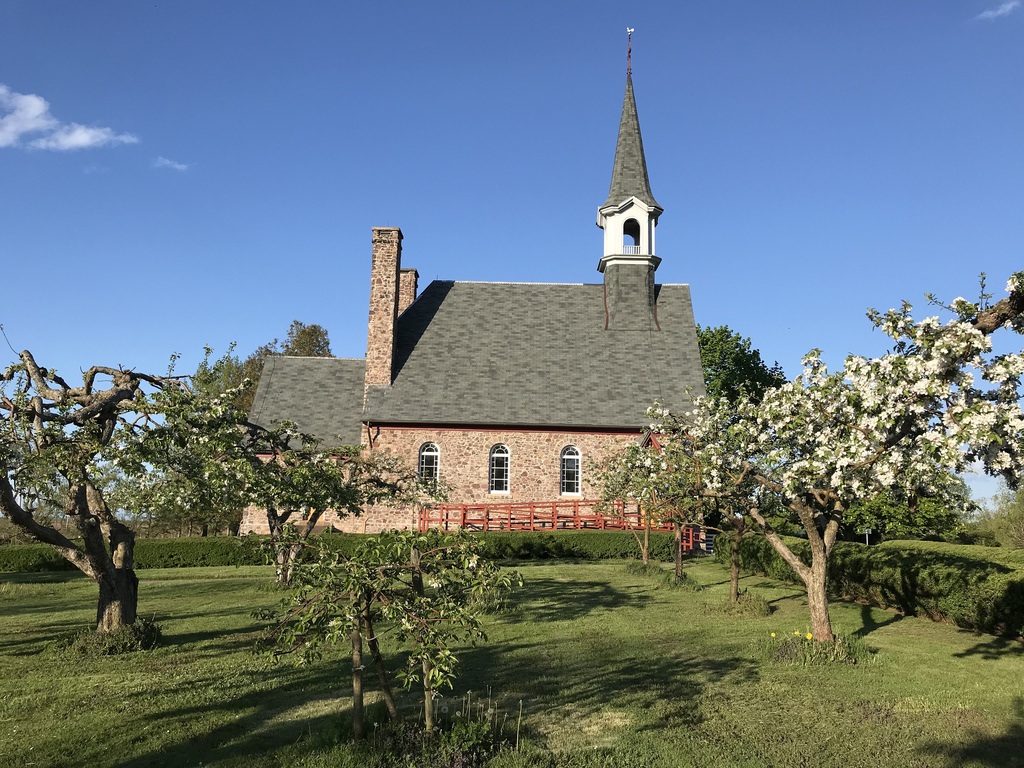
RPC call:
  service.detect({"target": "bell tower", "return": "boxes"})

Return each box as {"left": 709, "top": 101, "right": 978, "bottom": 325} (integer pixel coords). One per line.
{"left": 597, "top": 29, "right": 664, "bottom": 330}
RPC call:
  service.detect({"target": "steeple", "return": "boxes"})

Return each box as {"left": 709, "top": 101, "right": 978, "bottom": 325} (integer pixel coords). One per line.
{"left": 602, "top": 56, "right": 660, "bottom": 213}
{"left": 597, "top": 29, "right": 663, "bottom": 331}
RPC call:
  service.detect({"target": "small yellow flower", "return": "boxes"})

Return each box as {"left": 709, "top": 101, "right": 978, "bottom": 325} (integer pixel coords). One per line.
{"left": 806, "top": 633, "right": 813, "bottom": 640}
{"left": 770, "top": 632, "right": 776, "bottom": 638}
{"left": 794, "top": 630, "right": 801, "bottom": 636}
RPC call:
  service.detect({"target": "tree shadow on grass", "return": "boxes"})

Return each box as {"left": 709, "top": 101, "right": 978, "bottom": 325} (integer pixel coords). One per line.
{"left": 452, "top": 636, "right": 757, "bottom": 741}
{"left": 113, "top": 660, "right": 354, "bottom": 768}
{"left": 0, "top": 600, "right": 94, "bottom": 618}
{"left": 0, "top": 622, "right": 93, "bottom": 656}
{"left": 852, "top": 603, "right": 904, "bottom": 639}
{"left": 159, "top": 624, "right": 263, "bottom": 653}
{"left": 0, "top": 571, "right": 86, "bottom": 585}
{"left": 954, "top": 633, "right": 1024, "bottom": 660}
{"left": 503, "top": 575, "right": 654, "bottom": 624}
{"left": 922, "top": 697, "right": 1024, "bottom": 767}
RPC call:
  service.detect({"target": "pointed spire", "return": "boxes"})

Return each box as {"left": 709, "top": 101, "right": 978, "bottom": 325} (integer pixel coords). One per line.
{"left": 602, "top": 29, "right": 660, "bottom": 212}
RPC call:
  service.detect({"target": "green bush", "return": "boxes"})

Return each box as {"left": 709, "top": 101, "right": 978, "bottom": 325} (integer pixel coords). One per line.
{"left": 727, "top": 590, "right": 770, "bottom": 616}
{"left": 474, "top": 530, "right": 677, "bottom": 561}
{"left": 0, "top": 543, "right": 76, "bottom": 572}
{"left": 624, "top": 560, "right": 667, "bottom": 577}
{"left": 659, "top": 569, "right": 703, "bottom": 592}
{"left": 759, "top": 631, "right": 871, "bottom": 665}
{"left": 712, "top": 536, "right": 806, "bottom": 581}
{"left": 0, "top": 529, "right": 682, "bottom": 573}
{"left": 879, "top": 538, "right": 1024, "bottom": 567}
{"left": 720, "top": 532, "right": 1024, "bottom": 636}
{"left": 134, "top": 537, "right": 263, "bottom": 568}
{"left": 52, "top": 618, "right": 162, "bottom": 656}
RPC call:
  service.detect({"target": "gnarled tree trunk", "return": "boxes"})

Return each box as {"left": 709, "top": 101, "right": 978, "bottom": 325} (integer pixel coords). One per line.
{"left": 730, "top": 531, "right": 741, "bottom": 604}
{"left": 363, "top": 602, "right": 399, "bottom": 722}
{"left": 729, "top": 514, "right": 745, "bottom": 604}
{"left": 87, "top": 486, "right": 140, "bottom": 632}
{"left": 267, "top": 506, "right": 325, "bottom": 585}
{"left": 749, "top": 499, "right": 839, "bottom": 642}
{"left": 350, "top": 620, "right": 365, "bottom": 740}
{"left": 96, "top": 567, "right": 139, "bottom": 631}
{"left": 806, "top": 557, "right": 833, "bottom": 642}
{"left": 674, "top": 522, "right": 683, "bottom": 580}
{"left": 409, "top": 547, "right": 436, "bottom": 733}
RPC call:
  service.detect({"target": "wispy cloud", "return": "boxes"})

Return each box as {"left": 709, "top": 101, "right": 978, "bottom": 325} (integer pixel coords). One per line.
{"left": 0, "top": 84, "right": 137, "bottom": 150}
{"left": 976, "top": 1, "right": 1021, "bottom": 19}
{"left": 0, "top": 85, "right": 55, "bottom": 147}
{"left": 154, "top": 156, "right": 188, "bottom": 172}
{"left": 30, "top": 124, "right": 138, "bottom": 150}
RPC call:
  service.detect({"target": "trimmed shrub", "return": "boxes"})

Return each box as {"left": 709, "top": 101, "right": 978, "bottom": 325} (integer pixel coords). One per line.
{"left": 473, "top": 530, "right": 677, "bottom": 562}
{"left": 134, "top": 537, "right": 262, "bottom": 568}
{"left": 712, "top": 531, "right": 812, "bottom": 581}
{"left": 0, "top": 544, "right": 76, "bottom": 573}
{"left": 879, "top": 538, "right": 1024, "bottom": 567}
{"left": 720, "top": 533, "right": 1024, "bottom": 637}
{"left": 0, "top": 529, "right": 681, "bottom": 573}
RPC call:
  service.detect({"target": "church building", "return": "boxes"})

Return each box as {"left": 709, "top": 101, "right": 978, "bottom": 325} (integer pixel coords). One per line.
{"left": 240, "top": 55, "right": 705, "bottom": 535}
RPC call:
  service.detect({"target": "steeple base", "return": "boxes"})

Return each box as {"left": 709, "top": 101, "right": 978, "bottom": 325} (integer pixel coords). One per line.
{"left": 601, "top": 256, "right": 660, "bottom": 332}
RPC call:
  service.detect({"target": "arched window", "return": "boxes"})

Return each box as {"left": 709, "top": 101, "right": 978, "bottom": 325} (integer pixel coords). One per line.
{"left": 418, "top": 442, "right": 440, "bottom": 484}
{"left": 622, "top": 218, "right": 640, "bottom": 249}
{"left": 560, "top": 446, "right": 581, "bottom": 495}
{"left": 489, "top": 444, "right": 510, "bottom": 493}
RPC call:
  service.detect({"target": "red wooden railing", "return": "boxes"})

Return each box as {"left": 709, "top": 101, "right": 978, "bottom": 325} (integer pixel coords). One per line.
{"left": 418, "top": 498, "right": 702, "bottom": 552}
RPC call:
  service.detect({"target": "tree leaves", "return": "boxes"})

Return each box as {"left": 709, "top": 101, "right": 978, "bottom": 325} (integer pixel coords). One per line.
{"left": 697, "top": 324, "right": 786, "bottom": 404}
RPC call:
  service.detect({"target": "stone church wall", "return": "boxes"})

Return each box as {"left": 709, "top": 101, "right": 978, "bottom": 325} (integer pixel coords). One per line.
{"left": 238, "top": 425, "right": 639, "bottom": 535}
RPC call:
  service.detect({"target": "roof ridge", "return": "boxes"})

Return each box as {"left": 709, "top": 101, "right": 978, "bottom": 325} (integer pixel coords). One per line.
{"left": 451, "top": 280, "right": 591, "bottom": 287}
{"left": 267, "top": 355, "right": 364, "bottom": 362}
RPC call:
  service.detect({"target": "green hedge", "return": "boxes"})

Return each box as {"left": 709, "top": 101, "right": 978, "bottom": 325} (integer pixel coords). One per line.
{"left": 316, "top": 530, "right": 676, "bottom": 562}
{"left": 0, "top": 538, "right": 264, "bottom": 573}
{"left": 474, "top": 530, "right": 676, "bottom": 561}
{"left": 133, "top": 537, "right": 263, "bottom": 568}
{"left": 0, "top": 529, "right": 675, "bottom": 573}
{"left": 0, "top": 544, "right": 76, "bottom": 573}
{"left": 879, "top": 538, "right": 1024, "bottom": 567}
{"left": 716, "top": 533, "right": 1024, "bottom": 637}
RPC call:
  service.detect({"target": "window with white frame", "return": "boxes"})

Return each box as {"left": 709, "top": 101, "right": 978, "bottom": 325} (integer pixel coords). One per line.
{"left": 560, "top": 446, "right": 581, "bottom": 495}
{"left": 489, "top": 444, "right": 510, "bottom": 493}
{"left": 418, "top": 442, "right": 440, "bottom": 485}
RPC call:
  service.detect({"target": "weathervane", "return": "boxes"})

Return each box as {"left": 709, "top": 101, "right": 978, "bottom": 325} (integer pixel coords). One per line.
{"left": 626, "top": 27, "right": 635, "bottom": 76}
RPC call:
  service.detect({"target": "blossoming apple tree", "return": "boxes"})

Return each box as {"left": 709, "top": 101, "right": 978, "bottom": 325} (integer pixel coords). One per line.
{"left": 654, "top": 274, "right": 1024, "bottom": 641}
{"left": 0, "top": 350, "right": 192, "bottom": 631}
{"left": 0, "top": 347, "right": 415, "bottom": 631}
{"left": 118, "top": 374, "right": 415, "bottom": 586}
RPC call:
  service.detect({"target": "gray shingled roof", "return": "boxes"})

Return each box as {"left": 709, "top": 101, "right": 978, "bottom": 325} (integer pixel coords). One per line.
{"left": 249, "top": 356, "right": 365, "bottom": 447}
{"left": 363, "top": 280, "right": 704, "bottom": 429}
{"left": 602, "top": 74, "right": 661, "bottom": 212}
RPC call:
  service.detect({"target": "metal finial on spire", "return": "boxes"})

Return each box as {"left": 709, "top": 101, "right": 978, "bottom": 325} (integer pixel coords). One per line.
{"left": 626, "top": 27, "right": 635, "bottom": 76}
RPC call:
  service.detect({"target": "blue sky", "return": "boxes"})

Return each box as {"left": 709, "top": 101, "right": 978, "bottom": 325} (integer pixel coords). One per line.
{"left": 2, "top": 2, "right": 1022, "bottom": 500}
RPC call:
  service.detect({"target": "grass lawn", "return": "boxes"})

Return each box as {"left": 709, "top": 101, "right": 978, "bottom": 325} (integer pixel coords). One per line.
{"left": 1, "top": 559, "right": 1023, "bottom": 767}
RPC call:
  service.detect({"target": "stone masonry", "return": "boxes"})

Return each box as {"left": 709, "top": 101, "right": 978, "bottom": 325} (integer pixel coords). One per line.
{"left": 238, "top": 425, "right": 640, "bottom": 534}
{"left": 397, "top": 268, "right": 419, "bottom": 315}
{"left": 364, "top": 227, "right": 402, "bottom": 394}
{"left": 366, "top": 425, "right": 638, "bottom": 503}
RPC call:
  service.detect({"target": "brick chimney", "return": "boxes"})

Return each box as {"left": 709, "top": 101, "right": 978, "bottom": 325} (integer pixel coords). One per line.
{"left": 365, "top": 227, "right": 403, "bottom": 396}
{"left": 397, "top": 267, "right": 419, "bottom": 315}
